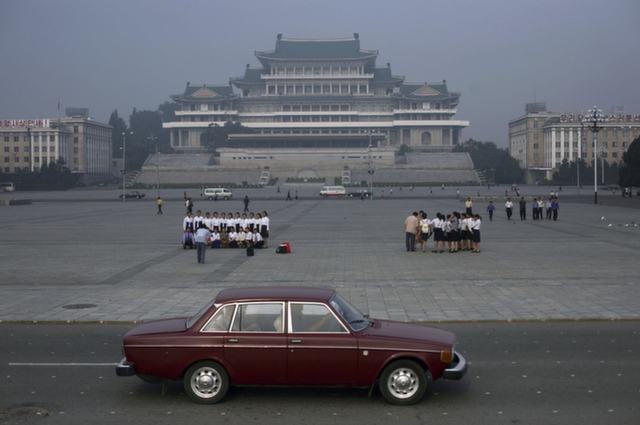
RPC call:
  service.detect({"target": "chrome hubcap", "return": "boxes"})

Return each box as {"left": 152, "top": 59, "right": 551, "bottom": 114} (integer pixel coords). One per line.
{"left": 388, "top": 368, "right": 418, "bottom": 399}
{"left": 192, "top": 368, "right": 220, "bottom": 397}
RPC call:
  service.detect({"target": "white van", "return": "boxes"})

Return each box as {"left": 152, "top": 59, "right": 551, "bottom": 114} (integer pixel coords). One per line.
{"left": 319, "top": 186, "right": 346, "bottom": 197}
{"left": 204, "top": 188, "right": 233, "bottom": 200}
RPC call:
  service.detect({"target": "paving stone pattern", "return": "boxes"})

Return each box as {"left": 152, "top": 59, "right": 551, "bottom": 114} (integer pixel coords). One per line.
{"left": 0, "top": 187, "right": 638, "bottom": 323}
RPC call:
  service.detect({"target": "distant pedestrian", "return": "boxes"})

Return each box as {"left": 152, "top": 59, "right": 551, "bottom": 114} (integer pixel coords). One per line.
{"left": 277, "top": 186, "right": 281, "bottom": 193}
{"left": 156, "top": 197, "right": 163, "bottom": 214}
{"left": 519, "top": 197, "right": 526, "bottom": 220}
{"left": 486, "top": 201, "right": 495, "bottom": 221}
{"left": 286, "top": 190, "right": 292, "bottom": 201}
{"left": 295, "top": 191, "right": 298, "bottom": 200}
{"left": 243, "top": 195, "right": 250, "bottom": 212}
{"left": 465, "top": 197, "right": 473, "bottom": 215}
{"left": 551, "top": 197, "right": 559, "bottom": 220}
{"left": 505, "top": 198, "right": 513, "bottom": 220}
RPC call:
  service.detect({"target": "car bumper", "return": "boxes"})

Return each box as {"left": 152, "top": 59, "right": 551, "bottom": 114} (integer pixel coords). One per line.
{"left": 116, "top": 357, "right": 136, "bottom": 377}
{"left": 443, "top": 351, "right": 467, "bottom": 380}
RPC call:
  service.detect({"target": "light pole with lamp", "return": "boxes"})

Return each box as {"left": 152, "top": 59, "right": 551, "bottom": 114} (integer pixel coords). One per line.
{"left": 365, "top": 130, "right": 376, "bottom": 200}
{"left": 148, "top": 135, "right": 159, "bottom": 198}
{"left": 121, "top": 131, "right": 133, "bottom": 202}
{"left": 582, "top": 107, "right": 605, "bottom": 204}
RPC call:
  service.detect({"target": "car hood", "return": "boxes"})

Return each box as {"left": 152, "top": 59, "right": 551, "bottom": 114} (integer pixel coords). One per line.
{"left": 362, "top": 319, "right": 455, "bottom": 346}
{"left": 125, "top": 317, "right": 188, "bottom": 337}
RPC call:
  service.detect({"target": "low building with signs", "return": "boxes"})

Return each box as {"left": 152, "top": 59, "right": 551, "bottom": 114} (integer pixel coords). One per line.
{"left": 1, "top": 109, "right": 112, "bottom": 183}
{"left": 509, "top": 103, "right": 640, "bottom": 184}
{"left": 161, "top": 34, "right": 469, "bottom": 181}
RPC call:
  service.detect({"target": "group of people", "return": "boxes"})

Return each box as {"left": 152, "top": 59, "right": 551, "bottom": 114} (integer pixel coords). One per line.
{"left": 404, "top": 211, "right": 482, "bottom": 254}
{"left": 503, "top": 196, "right": 559, "bottom": 221}
{"left": 182, "top": 210, "right": 270, "bottom": 263}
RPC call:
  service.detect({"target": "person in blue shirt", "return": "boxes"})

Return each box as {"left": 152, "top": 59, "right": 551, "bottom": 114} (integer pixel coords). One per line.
{"left": 551, "top": 198, "right": 560, "bottom": 221}
{"left": 486, "top": 201, "right": 496, "bottom": 221}
{"left": 182, "top": 228, "right": 195, "bottom": 249}
{"left": 194, "top": 227, "right": 212, "bottom": 263}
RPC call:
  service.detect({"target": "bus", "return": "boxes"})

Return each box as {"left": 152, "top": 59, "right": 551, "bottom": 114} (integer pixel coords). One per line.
{"left": 1, "top": 182, "right": 15, "bottom": 192}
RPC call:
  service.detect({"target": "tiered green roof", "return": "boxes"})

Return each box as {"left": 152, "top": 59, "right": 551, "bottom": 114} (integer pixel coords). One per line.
{"left": 171, "top": 83, "right": 236, "bottom": 102}
{"left": 256, "top": 34, "right": 377, "bottom": 65}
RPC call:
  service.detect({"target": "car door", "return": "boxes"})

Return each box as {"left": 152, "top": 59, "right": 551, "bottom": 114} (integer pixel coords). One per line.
{"left": 286, "top": 302, "right": 358, "bottom": 385}
{"left": 223, "top": 302, "right": 287, "bottom": 385}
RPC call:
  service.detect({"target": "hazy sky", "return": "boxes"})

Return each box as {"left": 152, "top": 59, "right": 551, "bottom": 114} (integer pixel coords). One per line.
{"left": 1, "top": 0, "right": 638, "bottom": 146}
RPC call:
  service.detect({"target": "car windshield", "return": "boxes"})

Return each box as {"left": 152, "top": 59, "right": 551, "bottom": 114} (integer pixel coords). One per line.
{"left": 186, "top": 299, "right": 217, "bottom": 329}
{"left": 330, "top": 293, "right": 369, "bottom": 331}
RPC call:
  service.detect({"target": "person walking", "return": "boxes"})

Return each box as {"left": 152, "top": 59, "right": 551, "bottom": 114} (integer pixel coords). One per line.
{"left": 505, "top": 198, "right": 514, "bottom": 220}
{"left": 243, "top": 195, "right": 250, "bottom": 212}
{"left": 465, "top": 197, "right": 473, "bottom": 215}
{"left": 486, "top": 201, "right": 496, "bottom": 221}
{"left": 286, "top": 190, "right": 292, "bottom": 201}
{"left": 403, "top": 212, "right": 420, "bottom": 252}
{"left": 519, "top": 197, "right": 526, "bottom": 220}
{"left": 156, "top": 197, "right": 163, "bottom": 214}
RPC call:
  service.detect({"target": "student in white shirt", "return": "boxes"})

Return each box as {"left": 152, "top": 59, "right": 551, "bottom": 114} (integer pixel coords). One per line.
{"left": 261, "top": 211, "right": 270, "bottom": 248}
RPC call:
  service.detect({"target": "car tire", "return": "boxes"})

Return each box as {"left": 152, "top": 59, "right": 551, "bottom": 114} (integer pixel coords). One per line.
{"left": 207, "top": 196, "right": 213, "bottom": 201}
{"left": 184, "top": 361, "right": 229, "bottom": 404}
{"left": 223, "top": 196, "right": 229, "bottom": 200}
{"left": 136, "top": 196, "right": 140, "bottom": 199}
{"left": 379, "top": 360, "right": 427, "bottom": 405}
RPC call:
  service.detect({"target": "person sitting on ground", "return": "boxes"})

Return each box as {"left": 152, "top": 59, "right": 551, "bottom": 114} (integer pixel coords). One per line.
{"left": 228, "top": 228, "right": 239, "bottom": 248}
{"left": 237, "top": 228, "right": 247, "bottom": 248}
{"left": 252, "top": 228, "right": 265, "bottom": 249}
{"left": 182, "top": 227, "right": 195, "bottom": 249}
{"left": 244, "top": 226, "right": 253, "bottom": 247}
{"left": 220, "top": 228, "right": 229, "bottom": 248}
{"left": 210, "top": 228, "right": 221, "bottom": 249}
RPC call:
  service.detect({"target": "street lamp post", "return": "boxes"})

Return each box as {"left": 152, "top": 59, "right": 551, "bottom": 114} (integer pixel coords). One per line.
{"left": 122, "top": 131, "right": 132, "bottom": 202}
{"left": 582, "top": 107, "right": 605, "bottom": 204}
{"left": 149, "top": 136, "right": 159, "bottom": 198}
{"left": 365, "top": 130, "right": 376, "bottom": 200}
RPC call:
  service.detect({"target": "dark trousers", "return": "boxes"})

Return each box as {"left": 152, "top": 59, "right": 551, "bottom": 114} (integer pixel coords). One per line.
{"left": 506, "top": 208, "right": 512, "bottom": 220}
{"left": 520, "top": 209, "right": 526, "bottom": 220}
{"left": 196, "top": 242, "right": 207, "bottom": 263}
{"left": 405, "top": 232, "right": 416, "bottom": 251}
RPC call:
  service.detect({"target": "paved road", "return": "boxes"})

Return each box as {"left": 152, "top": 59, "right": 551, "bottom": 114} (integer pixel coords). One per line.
{"left": 0, "top": 185, "right": 639, "bottom": 323}
{"left": 1, "top": 322, "right": 637, "bottom": 424}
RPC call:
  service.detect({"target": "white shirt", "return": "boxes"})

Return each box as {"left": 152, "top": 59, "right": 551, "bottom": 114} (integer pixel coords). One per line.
{"left": 505, "top": 201, "right": 514, "bottom": 208}
{"left": 261, "top": 216, "right": 270, "bottom": 231}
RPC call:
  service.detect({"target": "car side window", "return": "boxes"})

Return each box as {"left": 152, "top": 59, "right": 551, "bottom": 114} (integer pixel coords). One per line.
{"left": 202, "top": 304, "right": 236, "bottom": 332}
{"left": 290, "top": 303, "right": 347, "bottom": 333}
{"left": 231, "top": 303, "right": 284, "bottom": 332}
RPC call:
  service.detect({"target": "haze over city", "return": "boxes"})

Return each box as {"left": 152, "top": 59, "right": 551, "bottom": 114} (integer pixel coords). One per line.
{"left": 1, "top": 0, "right": 638, "bottom": 147}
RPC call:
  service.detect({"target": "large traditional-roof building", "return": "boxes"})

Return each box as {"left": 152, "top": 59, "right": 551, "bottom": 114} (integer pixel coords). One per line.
{"left": 163, "top": 34, "right": 468, "bottom": 154}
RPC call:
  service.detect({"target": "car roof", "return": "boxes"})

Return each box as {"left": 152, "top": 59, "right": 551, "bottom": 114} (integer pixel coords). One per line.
{"left": 214, "top": 286, "right": 336, "bottom": 304}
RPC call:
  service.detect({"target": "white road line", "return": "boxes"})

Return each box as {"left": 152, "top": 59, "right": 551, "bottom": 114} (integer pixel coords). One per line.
{"left": 8, "top": 363, "right": 117, "bottom": 366}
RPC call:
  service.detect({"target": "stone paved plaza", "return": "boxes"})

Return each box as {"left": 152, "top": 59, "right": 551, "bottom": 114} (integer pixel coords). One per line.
{"left": 0, "top": 185, "right": 638, "bottom": 323}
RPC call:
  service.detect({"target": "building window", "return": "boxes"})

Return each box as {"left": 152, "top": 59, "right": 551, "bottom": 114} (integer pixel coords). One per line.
{"left": 74, "top": 126, "right": 78, "bottom": 133}
{"left": 3, "top": 157, "right": 8, "bottom": 163}
{"left": 555, "top": 142, "right": 561, "bottom": 148}
{"left": 14, "top": 147, "right": 19, "bottom": 152}
{"left": 555, "top": 152, "right": 561, "bottom": 158}
{"left": 3, "top": 136, "right": 8, "bottom": 142}
{"left": 3, "top": 147, "right": 8, "bottom": 152}
{"left": 623, "top": 142, "right": 628, "bottom": 147}
{"left": 24, "top": 156, "right": 29, "bottom": 162}
{"left": 612, "top": 142, "right": 618, "bottom": 148}
{"left": 14, "top": 136, "right": 19, "bottom": 142}
{"left": 612, "top": 152, "right": 618, "bottom": 158}
{"left": 534, "top": 133, "right": 538, "bottom": 140}
{"left": 533, "top": 143, "right": 539, "bottom": 149}
{"left": 564, "top": 142, "right": 569, "bottom": 148}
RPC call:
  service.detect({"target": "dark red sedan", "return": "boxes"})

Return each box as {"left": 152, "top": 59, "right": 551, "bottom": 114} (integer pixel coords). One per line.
{"left": 116, "top": 287, "right": 467, "bottom": 405}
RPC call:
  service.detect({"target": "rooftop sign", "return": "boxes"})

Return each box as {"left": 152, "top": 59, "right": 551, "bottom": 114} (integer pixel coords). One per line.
{"left": 1, "top": 119, "right": 50, "bottom": 129}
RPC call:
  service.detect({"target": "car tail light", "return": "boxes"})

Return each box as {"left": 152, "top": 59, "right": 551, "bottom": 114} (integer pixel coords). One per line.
{"left": 440, "top": 350, "right": 453, "bottom": 363}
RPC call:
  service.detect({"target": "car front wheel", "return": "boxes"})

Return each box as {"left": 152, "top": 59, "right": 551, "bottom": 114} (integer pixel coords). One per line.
{"left": 379, "top": 360, "right": 427, "bottom": 405}
{"left": 184, "top": 361, "right": 229, "bottom": 404}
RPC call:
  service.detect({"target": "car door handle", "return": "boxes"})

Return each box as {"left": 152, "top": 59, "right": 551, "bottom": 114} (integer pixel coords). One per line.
{"left": 291, "top": 339, "right": 302, "bottom": 344}
{"left": 227, "top": 338, "right": 239, "bottom": 343}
